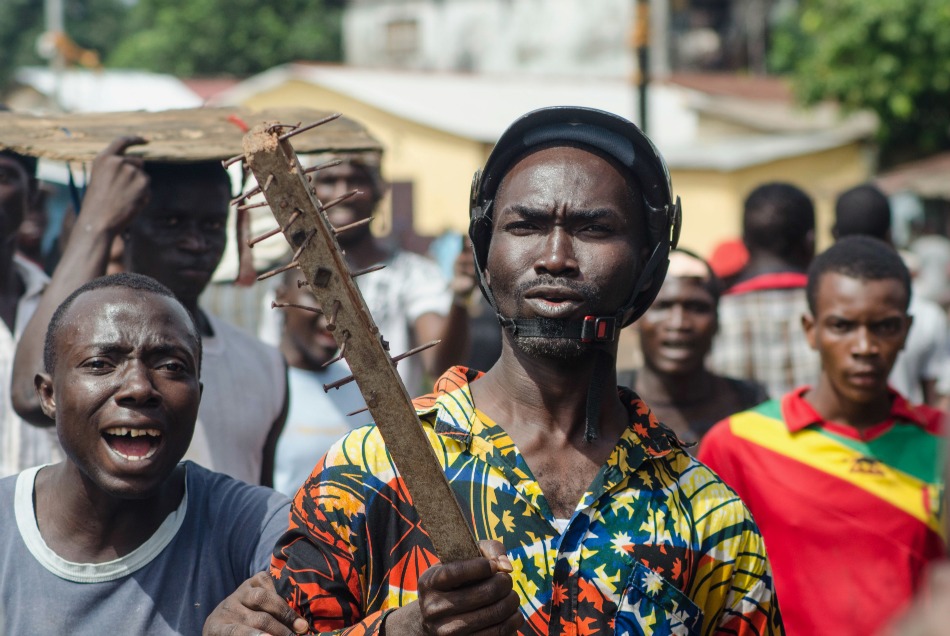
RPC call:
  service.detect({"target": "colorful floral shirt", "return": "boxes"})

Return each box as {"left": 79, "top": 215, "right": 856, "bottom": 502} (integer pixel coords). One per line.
{"left": 271, "top": 367, "right": 783, "bottom": 635}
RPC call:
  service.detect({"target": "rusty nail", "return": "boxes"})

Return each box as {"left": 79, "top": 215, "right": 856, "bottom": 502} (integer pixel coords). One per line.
{"left": 267, "top": 121, "right": 301, "bottom": 135}
{"left": 346, "top": 406, "right": 370, "bottom": 417}
{"left": 391, "top": 340, "right": 441, "bottom": 365}
{"left": 237, "top": 200, "right": 270, "bottom": 212}
{"left": 248, "top": 210, "right": 302, "bottom": 247}
{"left": 320, "top": 189, "right": 361, "bottom": 212}
{"left": 278, "top": 113, "right": 342, "bottom": 141}
{"left": 261, "top": 174, "right": 275, "bottom": 192}
{"left": 230, "top": 187, "right": 259, "bottom": 206}
{"left": 333, "top": 217, "right": 373, "bottom": 236}
{"left": 302, "top": 159, "right": 344, "bottom": 175}
{"left": 271, "top": 300, "right": 323, "bottom": 315}
{"left": 321, "top": 338, "right": 348, "bottom": 368}
{"left": 325, "top": 300, "right": 341, "bottom": 332}
{"left": 257, "top": 260, "right": 299, "bottom": 282}
{"left": 222, "top": 154, "right": 244, "bottom": 168}
{"left": 291, "top": 229, "right": 317, "bottom": 261}
{"left": 324, "top": 373, "right": 355, "bottom": 391}
{"left": 350, "top": 263, "right": 386, "bottom": 278}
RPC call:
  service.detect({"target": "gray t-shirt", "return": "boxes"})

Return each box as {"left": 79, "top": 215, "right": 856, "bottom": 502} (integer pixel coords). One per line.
{"left": 0, "top": 461, "right": 290, "bottom": 634}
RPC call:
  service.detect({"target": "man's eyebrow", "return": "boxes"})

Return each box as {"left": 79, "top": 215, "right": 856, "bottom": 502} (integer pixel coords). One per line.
{"left": 502, "top": 205, "right": 618, "bottom": 221}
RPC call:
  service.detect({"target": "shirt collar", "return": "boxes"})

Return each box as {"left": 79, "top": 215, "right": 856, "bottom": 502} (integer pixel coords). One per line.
{"left": 781, "top": 386, "right": 940, "bottom": 437}
{"left": 726, "top": 271, "right": 808, "bottom": 296}
{"left": 13, "top": 253, "right": 49, "bottom": 300}
{"left": 415, "top": 366, "right": 679, "bottom": 457}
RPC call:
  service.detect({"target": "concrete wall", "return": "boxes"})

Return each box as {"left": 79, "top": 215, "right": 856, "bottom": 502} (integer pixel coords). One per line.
{"left": 237, "top": 81, "right": 873, "bottom": 256}
{"left": 238, "top": 80, "right": 488, "bottom": 237}
{"left": 344, "top": 0, "right": 634, "bottom": 77}
{"left": 672, "top": 142, "right": 875, "bottom": 256}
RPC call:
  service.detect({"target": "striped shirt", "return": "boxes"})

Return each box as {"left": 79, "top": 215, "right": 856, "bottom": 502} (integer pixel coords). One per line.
{"left": 699, "top": 390, "right": 945, "bottom": 636}
{"left": 709, "top": 273, "right": 819, "bottom": 397}
{"left": 271, "top": 367, "right": 783, "bottom": 635}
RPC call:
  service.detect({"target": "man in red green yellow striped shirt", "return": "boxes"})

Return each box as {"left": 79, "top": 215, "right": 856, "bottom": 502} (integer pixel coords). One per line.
{"left": 699, "top": 235, "right": 945, "bottom": 636}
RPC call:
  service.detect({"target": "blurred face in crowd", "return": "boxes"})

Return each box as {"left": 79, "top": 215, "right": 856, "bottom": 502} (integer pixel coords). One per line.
{"left": 124, "top": 175, "right": 229, "bottom": 305}
{"left": 37, "top": 287, "right": 201, "bottom": 499}
{"left": 803, "top": 272, "right": 910, "bottom": 406}
{"left": 485, "top": 144, "right": 645, "bottom": 359}
{"left": 639, "top": 254, "right": 718, "bottom": 376}
{"left": 277, "top": 276, "right": 338, "bottom": 372}
{"left": 0, "top": 153, "right": 30, "bottom": 249}
{"left": 312, "top": 161, "right": 380, "bottom": 246}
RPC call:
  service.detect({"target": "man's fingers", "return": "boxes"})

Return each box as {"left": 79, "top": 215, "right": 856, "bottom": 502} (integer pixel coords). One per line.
{"left": 424, "top": 572, "right": 514, "bottom": 619}
{"left": 244, "top": 574, "right": 307, "bottom": 633}
{"left": 424, "top": 556, "right": 496, "bottom": 592}
{"left": 477, "top": 540, "right": 513, "bottom": 573}
{"left": 102, "top": 135, "right": 148, "bottom": 157}
{"left": 434, "top": 589, "right": 523, "bottom": 635}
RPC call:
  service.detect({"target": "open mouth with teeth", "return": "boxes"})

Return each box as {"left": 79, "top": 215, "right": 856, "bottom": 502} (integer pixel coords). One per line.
{"left": 102, "top": 427, "right": 162, "bottom": 461}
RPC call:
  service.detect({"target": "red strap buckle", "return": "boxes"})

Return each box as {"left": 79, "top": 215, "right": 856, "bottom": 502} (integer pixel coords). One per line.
{"left": 581, "top": 316, "right": 617, "bottom": 343}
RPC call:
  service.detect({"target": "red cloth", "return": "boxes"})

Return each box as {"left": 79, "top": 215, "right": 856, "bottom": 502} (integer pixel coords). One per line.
{"left": 699, "top": 391, "right": 946, "bottom": 636}
{"left": 725, "top": 272, "right": 808, "bottom": 296}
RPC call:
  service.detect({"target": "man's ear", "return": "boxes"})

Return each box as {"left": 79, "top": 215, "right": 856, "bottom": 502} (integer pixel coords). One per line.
{"left": 802, "top": 312, "right": 818, "bottom": 351}
{"left": 35, "top": 373, "right": 56, "bottom": 420}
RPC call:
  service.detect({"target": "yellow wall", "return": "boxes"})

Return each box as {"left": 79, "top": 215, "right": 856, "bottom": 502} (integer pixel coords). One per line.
{"left": 673, "top": 141, "right": 874, "bottom": 256}
{"left": 238, "top": 80, "right": 486, "bottom": 237}
{"left": 237, "top": 80, "right": 873, "bottom": 253}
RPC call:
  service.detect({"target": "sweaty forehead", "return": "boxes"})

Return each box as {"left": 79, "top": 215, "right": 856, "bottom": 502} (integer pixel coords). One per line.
{"left": 61, "top": 289, "right": 198, "bottom": 352}
{"left": 495, "top": 144, "right": 636, "bottom": 212}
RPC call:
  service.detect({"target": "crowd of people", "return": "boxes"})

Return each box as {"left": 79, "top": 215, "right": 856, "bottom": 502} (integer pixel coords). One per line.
{"left": 0, "top": 103, "right": 946, "bottom": 635}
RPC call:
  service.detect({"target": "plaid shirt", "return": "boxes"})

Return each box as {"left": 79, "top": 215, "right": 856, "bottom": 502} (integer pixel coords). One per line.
{"left": 271, "top": 367, "right": 783, "bottom": 635}
{"left": 709, "top": 273, "right": 818, "bottom": 397}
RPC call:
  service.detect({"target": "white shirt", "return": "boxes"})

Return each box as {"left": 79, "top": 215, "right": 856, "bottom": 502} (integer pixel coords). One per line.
{"left": 0, "top": 255, "right": 62, "bottom": 477}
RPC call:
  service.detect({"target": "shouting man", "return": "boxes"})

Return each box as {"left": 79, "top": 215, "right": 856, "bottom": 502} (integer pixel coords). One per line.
{"left": 0, "top": 273, "right": 288, "bottom": 633}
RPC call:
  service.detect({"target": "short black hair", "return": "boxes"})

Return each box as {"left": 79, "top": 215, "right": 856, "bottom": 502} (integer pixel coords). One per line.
{"left": 743, "top": 183, "right": 815, "bottom": 258}
{"left": 44, "top": 273, "right": 202, "bottom": 373}
{"left": 806, "top": 236, "right": 911, "bottom": 314}
{"left": 833, "top": 184, "right": 891, "bottom": 241}
{"left": 0, "top": 150, "right": 37, "bottom": 179}
{"left": 143, "top": 161, "right": 232, "bottom": 194}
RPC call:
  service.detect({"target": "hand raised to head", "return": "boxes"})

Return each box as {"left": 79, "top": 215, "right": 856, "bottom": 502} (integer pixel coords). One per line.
{"left": 77, "top": 136, "right": 151, "bottom": 236}
{"left": 202, "top": 571, "right": 308, "bottom": 636}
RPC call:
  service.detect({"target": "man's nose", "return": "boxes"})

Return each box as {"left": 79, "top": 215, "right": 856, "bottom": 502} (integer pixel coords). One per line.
{"left": 534, "top": 228, "right": 579, "bottom": 276}
{"left": 177, "top": 223, "right": 209, "bottom": 253}
{"left": 666, "top": 304, "right": 688, "bottom": 330}
{"left": 852, "top": 326, "right": 879, "bottom": 356}
{"left": 115, "top": 362, "right": 161, "bottom": 406}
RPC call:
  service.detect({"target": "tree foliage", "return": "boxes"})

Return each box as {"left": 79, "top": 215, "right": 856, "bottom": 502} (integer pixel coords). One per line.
{"left": 108, "top": 0, "right": 342, "bottom": 77}
{"left": 0, "top": 0, "right": 129, "bottom": 89}
{"left": 771, "top": 0, "right": 950, "bottom": 164}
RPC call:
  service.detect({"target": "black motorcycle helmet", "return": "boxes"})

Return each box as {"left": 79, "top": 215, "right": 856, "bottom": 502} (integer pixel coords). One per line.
{"left": 468, "top": 106, "right": 683, "bottom": 441}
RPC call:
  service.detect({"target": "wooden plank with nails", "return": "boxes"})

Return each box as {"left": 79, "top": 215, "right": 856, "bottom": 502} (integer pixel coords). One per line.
{"left": 242, "top": 123, "right": 481, "bottom": 564}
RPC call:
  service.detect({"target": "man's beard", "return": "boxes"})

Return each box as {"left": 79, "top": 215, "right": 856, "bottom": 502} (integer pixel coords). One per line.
{"left": 505, "top": 276, "right": 603, "bottom": 360}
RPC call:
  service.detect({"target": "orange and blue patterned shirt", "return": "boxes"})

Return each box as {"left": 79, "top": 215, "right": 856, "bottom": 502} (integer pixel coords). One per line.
{"left": 271, "top": 367, "right": 783, "bottom": 635}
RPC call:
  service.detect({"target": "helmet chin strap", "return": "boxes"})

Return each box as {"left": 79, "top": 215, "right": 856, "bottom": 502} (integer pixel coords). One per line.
{"left": 488, "top": 243, "right": 668, "bottom": 443}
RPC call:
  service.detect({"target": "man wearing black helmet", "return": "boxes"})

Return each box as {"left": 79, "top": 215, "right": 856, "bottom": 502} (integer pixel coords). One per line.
{"left": 205, "top": 107, "right": 782, "bottom": 636}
